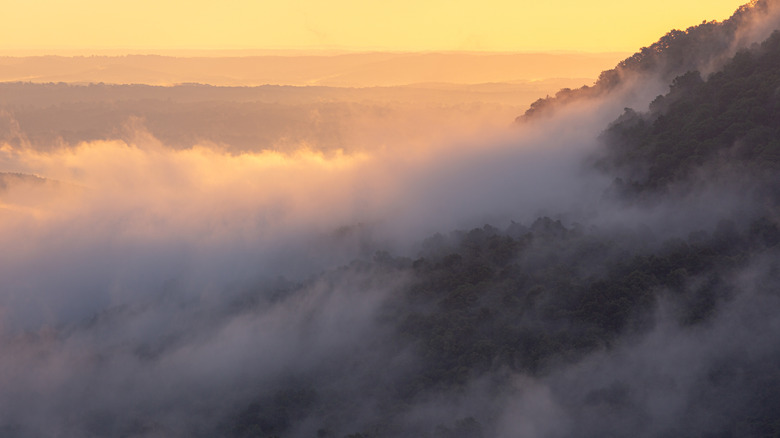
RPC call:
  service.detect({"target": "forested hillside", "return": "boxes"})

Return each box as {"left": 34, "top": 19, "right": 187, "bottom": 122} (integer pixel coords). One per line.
{"left": 220, "top": 16, "right": 780, "bottom": 438}
{"left": 601, "top": 30, "right": 780, "bottom": 194}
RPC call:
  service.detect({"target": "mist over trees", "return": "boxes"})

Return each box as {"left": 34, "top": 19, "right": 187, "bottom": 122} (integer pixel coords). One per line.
{"left": 601, "top": 30, "right": 780, "bottom": 194}
{"left": 1, "top": 1, "right": 780, "bottom": 437}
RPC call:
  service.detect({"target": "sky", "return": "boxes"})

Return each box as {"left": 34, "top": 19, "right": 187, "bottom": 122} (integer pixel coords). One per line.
{"left": 0, "top": 0, "right": 749, "bottom": 54}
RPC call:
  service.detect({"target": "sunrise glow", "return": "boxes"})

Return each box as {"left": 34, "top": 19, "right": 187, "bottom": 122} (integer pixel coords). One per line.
{"left": 1, "top": 0, "right": 748, "bottom": 53}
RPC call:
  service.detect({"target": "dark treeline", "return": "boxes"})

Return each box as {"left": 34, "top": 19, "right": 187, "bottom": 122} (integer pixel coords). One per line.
{"left": 601, "top": 30, "right": 780, "bottom": 194}
{"left": 221, "top": 223, "right": 779, "bottom": 437}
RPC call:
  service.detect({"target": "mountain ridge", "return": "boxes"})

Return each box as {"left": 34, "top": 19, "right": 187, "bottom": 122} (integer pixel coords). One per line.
{"left": 517, "top": 0, "right": 780, "bottom": 122}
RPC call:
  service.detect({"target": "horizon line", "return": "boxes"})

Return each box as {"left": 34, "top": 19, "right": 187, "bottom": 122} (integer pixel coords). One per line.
{"left": 0, "top": 48, "right": 633, "bottom": 58}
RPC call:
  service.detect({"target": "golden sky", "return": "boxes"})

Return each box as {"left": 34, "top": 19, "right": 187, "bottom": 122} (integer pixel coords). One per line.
{"left": 0, "top": 0, "right": 748, "bottom": 53}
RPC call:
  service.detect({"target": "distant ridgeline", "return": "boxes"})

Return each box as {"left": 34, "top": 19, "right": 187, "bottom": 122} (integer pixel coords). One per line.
{"left": 517, "top": 0, "right": 780, "bottom": 122}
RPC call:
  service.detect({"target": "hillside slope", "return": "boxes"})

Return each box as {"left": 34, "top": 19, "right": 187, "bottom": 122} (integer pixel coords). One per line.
{"left": 517, "top": 0, "right": 780, "bottom": 122}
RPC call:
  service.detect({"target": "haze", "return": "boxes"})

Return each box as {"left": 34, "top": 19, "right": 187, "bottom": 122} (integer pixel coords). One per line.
{"left": 2, "top": 0, "right": 748, "bottom": 52}
{"left": 2, "top": 0, "right": 780, "bottom": 436}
